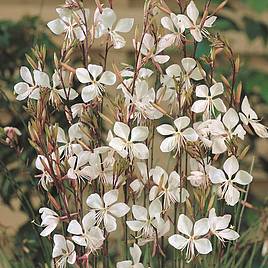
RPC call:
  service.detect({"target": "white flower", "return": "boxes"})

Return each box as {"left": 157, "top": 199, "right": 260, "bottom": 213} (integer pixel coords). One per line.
{"left": 156, "top": 116, "right": 198, "bottom": 153}
{"left": 109, "top": 122, "right": 149, "bottom": 160}
{"left": 67, "top": 211, "right": 105, "bottom": 252}
{"left": 67, "top": 150, "right": 92, "bottom": 181}
{"left": 116, "top": 243, "right": 144, "bottom": 268}
{"left": 161, "top": 13, "right": 186, "bottom": 46}
{"left": 187, "top": 158, "right": 208, "bottom": 187}
{"left": 168, "top": 214, "right": 212, "bottom": 262}
{"left": 76, "top": 64, "right": 116, "bottom": 102}
{"left": 149, "top": 166, "right": 189, "bottom": 210}
{"left": 35, "top": 155, "right": 54, "bottom": 191}
{"left": 130, "top": 162, "right": 148, "bottom": 197}
{"left": 239, "top": 96, "right": 268, "bottom": 138}
{"left": 52, "top": 234, "right": 76, "bottom": 267}
{"left": 178, "top": 1, "right": 217, "bottom": 42}
{"left": 14, "top": 66, "right": 50, "bottom": 101}
{"left": 86, "top": 189, "right": 130, "bottom": 233}
{"left": 140, "top": 33, "right": 170, "bottom": 64}
{"left": 191, "top": 83, "right": 226, "bottom": 118}
{"left": 95, "top": 8, "right": 134, "bottom": 49}
{"left": 39, "top": 207, "right": 59, "bottom": 237}
{"left": 208, "top": 156, "right": 253, "bottom": 206}
{"left": 47, "top": 7, "right": 89, "bottom": 41}
{"left": 126, "top": 199, "right": 162, "bottom": 239}
{"left": 208, "top": 208, "right": 239, "bottom": 242}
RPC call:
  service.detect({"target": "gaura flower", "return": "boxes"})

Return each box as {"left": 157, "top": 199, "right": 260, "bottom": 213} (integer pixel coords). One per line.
{"left": 116, "top": 243, "right": 144, "bottom": 268}
{"left": 14, "top": 66, "right": 50, "bottom": 101}
{"left": 126, "top": 199, "right": 162, "bottom": 239}
{"left": 208, "top": 156, "right": 253, "bottom": 206}
{"left": 239, "top": 96, "right": 268, "bottom": 138}
{"left": 149, "top": 166, "right": 189, "bottom": 210}
{"left": 156, "top": 116, "right": 198, "bottom": 153}
{"left": 86, "top": 189, "right": 130, "bottom": 233}
{"left": 76, "top": 64, "right": 116, "bottom": 102}
{"left": 39, "top": 207, "right": 59, "bottom": 237}
{"left": 178, "top": 1, "right": 217, "bottom": 42}
{"left": 191, "top": 83, "right": 226, "bottom": 119}
{"left": 109, "top": 122, "right": 149, "bottom": 160}
{"left": 94, "top": 8, "right": 134, "bottom": 49}
{"left": 47, "top": 7, "right": 89, "bottom": 41}
{"left": 67, "top": 211, "right": 105, "bottom": 252}
{"left": 168, "top": 214, "right": 212, "bottom": 262}
{"left": 140, "top": 33, "right": 170, "bottom": 64}
{"left": 52, "top": 234, "right": 76, "bottom": 267}
{"left": 208, "top": 208, "right": 239, "bottom": 242}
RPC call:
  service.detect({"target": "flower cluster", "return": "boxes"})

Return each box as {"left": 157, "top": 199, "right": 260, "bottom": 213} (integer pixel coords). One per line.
{"left": 13, "top": 0, "right": 268, "bottom": 267}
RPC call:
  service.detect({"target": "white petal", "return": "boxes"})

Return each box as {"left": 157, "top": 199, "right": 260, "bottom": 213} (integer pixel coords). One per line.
{"left": 126, "top": 220, "right": 145, "bottom": 232}
{"left": 99, "top": 71, "right": 116, "bottom": 85}
{"left": 115, "top": 18, "right": 134, "bottom": 32}
{"left": 208, "top": 166, "right": 226, "bottom": 184}
{"left": 161, "top": 16, "right": 175, "bottom": 32}
{"left": 101, "top": 8, "right": 117, "bottom": 28}
{"left": 218, "top": 229, "right": 239, "bottom": 240}
{"left": 223, "top": 108, "right": 239, "bottom": 130}
{"left": 82, "top": 211, "right": 95, "bottom": 231}
{"left": 20, "top": 66, "right": 33, "bottom": 85}
{"left": 47, "top": 19, "right": 66, "bottom": 35}
{"left": 191, "top": 100, "right": 207, "bottom": 113}
{"left": 130, "top": 243, "right": 142, "bottom": 265}
{"left": 213, "top": 98, "right": 226, "bottom": 113}
{"left": 183, "top": 128, "right": 198, "bottom": 141}
{"left": 160, "top": 136, "right": 177, "bottom": 152}
{"left": 132, "top": 205, "right": 148, "bottom": 221}
{"left": 196, "top": 85, "right": 208, "bottom": 98}
{"left": 154, "top": 55, "right": 170, "bottom": 64}
{"left": 33, "top": 70, "right": 50, "bottom": 88}
{"left": 109, "top": 203, "right": 130, "bottom": 217}
{"left": 72, "top": 235, "right": 87, "bottom": 247}
{"left": 233, "top": 170, "right": 252, "bottom": 185}
{"left": 81, "top": 84, "right": 98, "bottom": 102}
{"left": 117, "top": 261, "right": 132, "bottom": 268}
{"left": 223, "top": 156, "right": 239, "bottom": 179}
{"left": 58, "top": 88, "right": 78, "bottom": 100}
{"left": 114, "top": 122, "right": 130, "bottom": 140}
{"left": 181, "top": 58, "right": 196, "bottom": 73}
{"left": 177, "top": 14, "right": 192, "bottom": 28}
{"left": 190, "top": 28, "right": 202, "bottom": 42}
{"left": 131, "top": 126, "right": 149, "bottom": 142}
{"left": 88, "top": 64, "right": 103, "bottom": 80}
{"left": 174, "top": 116, "right": 190, "bottom": 131}
{"left": 194, "top": 218, "right": 209, "bottom": 236}
{"left": 86, "top": 193, "right": 104, "bottom": 209}
{"left": 52, "top": 234, "right": 66, "bottom": 257}
{"left": 149, "top": 199, "right": 162, "bottom": 219}
{"left": 187, "top": 1, "right": 199, "bottom": 24}
{"left": 76, "top": 68, "right": 91, "bottom": 83}
{"left": 104, "top": 213, "right": 117, "bottom": 232}
{"left": 67, "top": 220, "right": 83, "bottom": 235}
{"left": 109, "top": 137, "right": 127, "bottom": 156}
{"left": 67, "top": 250, "right": 77, "bottom": 264}
{"left": 168, "top": 234, "right": 188, "bottom": 250}
{"left": 194, "top": 238, "right": 212, "bottom": 254}
{"left": 40, "top": 223, "right": 57, "bottom": 237}
{"left": 177, "top": 214, "right": 193, "bottom": 236}
{"left": 210, "top": 83, "right": 224, "bottom": 97}
{"left": 132, "top": 143, "right": 149, "bottom": 160}
{"left": 225, "top": 184, "right": 240, "bottom": 206}
{"left": 103, "top": 189, "right": 118, "bottom": 207}
{"left": 204, "top": 16, "right": 217, "bottom": 27}
{"left": 156, "top": 124, "right": 176, "bottom": 136}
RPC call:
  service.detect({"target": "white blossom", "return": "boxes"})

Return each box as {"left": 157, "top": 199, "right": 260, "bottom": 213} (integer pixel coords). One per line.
{"left": 39, "top": 207, "right": 59, "bottom": 237}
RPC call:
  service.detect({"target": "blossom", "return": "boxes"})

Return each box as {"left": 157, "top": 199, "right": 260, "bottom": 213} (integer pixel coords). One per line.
{"left": 178, "top": 1, "right": 217, "bottom": 42}
{"left": 67, "top": 150, "right": 92, "bottom": 181}
{"left": 109, "top": 122, "right": 149, "bottom": 160}
{"left": 76, "top": 64, "right": 116, "bottom": 102}
{"left": 149, "top": 166, "right": 189, "bottom": 209}
{"left": 168, "top": 214, "right": 212, "bottom": 262}
{"left": 191, "top": 83, "right": 226, "bottom": 118}
{"left": 86, "top": 189, "right": 130, "bottom": 232}
{"left": 140, "top": 33, "right": 170, "bottom": 64}
{"left": 161, "top": 13, "right": 186, "bottom": 46}
{"left": 47, "top": 7, "right": 89, "bottom": 41}
{"left": 95, "top": 8, "right": 134, "bottom": 49}
{"left": 52, "top": 234, "right": 76, "bottom": 267}
{"left": 239, "top": 96, "right": 268, "bottom": 138}
{"left": 126, "top": 199, "right": 162, "bottom": 239}
{"left": 14, "top": 66, "right": 50, "bottom": 101}
{"left": 116, "top": 243, "right": 144, "bottom": 268}
{"left": 39, "top": 207, "right": 59, "bottom": 237}
{"left": 208, "top": 208, "right": 239, "bottom": 242}
{"left": 156, "top": 116, "right": 198, "bottom": 153}
{"left": 67, "top": 211, "right": 105, "bottom": 252}
{"left": 208, "top": 156, "right": 253, "bottom": 206}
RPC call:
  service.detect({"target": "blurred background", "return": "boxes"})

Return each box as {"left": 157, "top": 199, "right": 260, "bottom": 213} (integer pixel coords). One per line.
{"left": 0, "top": 0, "right": 268, "bottom": 267}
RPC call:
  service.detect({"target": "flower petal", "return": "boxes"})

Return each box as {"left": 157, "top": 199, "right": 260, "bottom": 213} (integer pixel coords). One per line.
{"left": 114, "top": 18, "right": 134, "bottom": 32}
{"left": 194, "top": 218, "right": 209, "bottom": 236}
{"left": 168, "top": 234, "right": 188, "bottom": 250}
{"left": 86, "top": 193, "right": 103, "bottom": 209}
{"left": 223, "top": 156, "right": 239, "bottom": 179}
{"left": 233, "top": 170, "right": 252, "bottom": 185}
{"left": 104, "top": 189, "right": 118, "bottom": 207}
{"left": 131, "top": 126, "right": 149, "bottom": 142}
{"left": 156, "top": 124, "right": 176, "bottom": 136}
{"left": 67, "top": 220, "right": 83, "bottom": 235}
{"left": 194, "top": 238, "right": 212, "bottom": 254}
{"left": 187, "top": 1, "right": 199, "bottom": 24}
{"left": 177, "top": 214, "right": 193, "bottom": 236}
{"left": 114, "top": 122, "right": 130, "bottom": 140}
{"left": 47, "top": 19, "right": 66, "bottom": 35}
{"left": 109, "top": 203, "right": 130, "bottom": 217}
{"left": 76, "top": 68, "right": 91, "bottom": 83}
{"left": 132, "top": 143, "right": 149, "bottom": 160}
{"left": 174, "top": 116, "right": 190, "bottom": 131}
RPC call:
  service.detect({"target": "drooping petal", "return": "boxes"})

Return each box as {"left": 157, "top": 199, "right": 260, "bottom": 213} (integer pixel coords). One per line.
{"left": 168, "top": 234, "right": 188, "bottom": 250}
{"left": 177, "top": 214, "right": 193, "bottom": 236}
{"left": 194, "top": 238, "right": 212, "bottom": 254}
